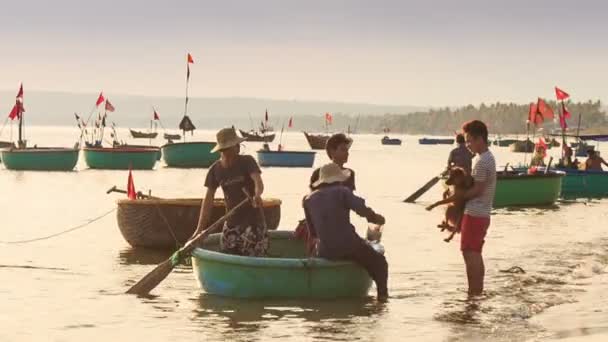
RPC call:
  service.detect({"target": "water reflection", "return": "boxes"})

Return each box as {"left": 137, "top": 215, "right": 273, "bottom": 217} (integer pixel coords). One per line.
{"left": 118, "top": 247, "right": 174, "bottom": 265}
{"left": 191, "top": 294, "right": 387, "bottom": 341}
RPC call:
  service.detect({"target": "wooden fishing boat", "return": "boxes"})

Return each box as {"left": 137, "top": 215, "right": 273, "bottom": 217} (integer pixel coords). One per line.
{"left": 509, "top": 139, "right": 534, "bottom": 153}
{"left": 494, "top": 170, "right": 564, "bottom": 207}
{"left": 1, "top": 147, "right": 79, "bottom": 171}
{"left": 381, "top": 136, "right": 402, "bottom": 145}
{"left": 161, "top": 141, "right": 218, "bottom": 168}
{"left": 116, "top": 197, "right": 282, "bottom": 248}
{"left": 257, "top": 150, "right": 316, "bottom": 167}
{"left": 418, "top": 138, "right": 454, "bottom": 145}
{"left": 130, "top": 129, "right": 158, "bottom": 139}
{"left": 83, "top": 146, "right": 159, "bottom": 170}
{"left": 239, "top": 129, "right": 276, "bottom": 142}
{"left": 493, "top": 138, "right": 518, "bottom": 147}
{"left": 192, "top": 230, "right": 373, "bottom": 298}
{"left": 164, "top": 133, "right": 181, "bottom": 140}
{"left": 303, "top": 132, "right": 330, "bottom": 150}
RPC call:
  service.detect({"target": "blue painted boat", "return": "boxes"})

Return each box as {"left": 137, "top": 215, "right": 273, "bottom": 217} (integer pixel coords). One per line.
{"left": 257, "top": 150, "right": 316, "bottom": 167}
{"left": 556, "top": 168, "right": 608, "bottom": 199}
{"left": 381, "top": 136, "right": 402, "bottom": 145}
{"left": 418, "top": 138, "right": 454, "bottom": 145}
{"left": 191, "top": 231, "right": 373, "bottom": 299}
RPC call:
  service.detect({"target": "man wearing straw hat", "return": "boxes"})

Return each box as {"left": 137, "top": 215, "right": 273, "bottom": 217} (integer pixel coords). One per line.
{"left": 303, "top": 162, "right": 388, "bottom": 301}
{"left": 193, "top": 127, "right": 268, "bottom": 256}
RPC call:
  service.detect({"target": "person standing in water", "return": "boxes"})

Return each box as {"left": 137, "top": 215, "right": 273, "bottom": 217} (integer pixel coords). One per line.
{"left": 447, "top": 133, "right": 474, "bottom": 173}
{"left": 461, "top": 120, "right": 496, "bottom": 296}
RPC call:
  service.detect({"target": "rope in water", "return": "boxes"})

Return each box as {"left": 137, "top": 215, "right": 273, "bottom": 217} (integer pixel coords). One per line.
{"left": 0, "top": 207, "right": 116, "bottom": 244}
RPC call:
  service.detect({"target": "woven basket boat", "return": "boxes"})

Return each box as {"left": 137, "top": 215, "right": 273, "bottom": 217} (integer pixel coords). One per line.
{"left": 117, "top": 198, "right": 282, "bottom": 248}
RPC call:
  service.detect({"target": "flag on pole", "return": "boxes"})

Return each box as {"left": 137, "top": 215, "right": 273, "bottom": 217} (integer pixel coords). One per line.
{"left": 127, "top": 168, "right": 136, "bottom": 200}
{"left": 187, "top": 53, "right": 194, "bottom": 64}
{"left": 186, "top": 53, "right": 194, "bottom": 81}
{"left": 96, "top": 92, "right": 105, "bottom": 106}
{"left": 325, "top": 112, "right": 333, "bottom": 124}
{"left": 528, "top": 103, "right": 539, "bottom": 125}
{"left": 153, "top": 110, "right": 160, "bottom": 120}
{"left": 8, "top": 102, "right": 21, "bottom": 120}
{"left": 561, "top": 102, "right": 571, "bottom": 119}
{"left": 555, "top": 87, "right": 570, "bottom": 101}
{"left": 288, "top": 117, "right": 293, "bottom": 128}
{"left": 105, "top": 99, "right": 115, "bottom": 112}
{"left": 16, "top": 83, "right": 23, "bottom": 100}
{"left": 265, "top": 109, "right": 269, "bottom": 122}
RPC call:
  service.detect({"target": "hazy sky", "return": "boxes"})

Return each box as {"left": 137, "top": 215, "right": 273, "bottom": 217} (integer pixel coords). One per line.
{"left": 0, "top": 0, "right": 606, "bottom": 106}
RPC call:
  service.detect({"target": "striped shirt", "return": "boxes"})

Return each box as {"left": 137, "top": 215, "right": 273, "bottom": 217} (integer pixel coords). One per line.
{"left": 464, "top": 150, "right": 496, "bottom": 218}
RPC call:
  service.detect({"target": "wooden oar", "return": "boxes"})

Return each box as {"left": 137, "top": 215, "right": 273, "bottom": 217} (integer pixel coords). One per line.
{"left": 126, "top": 196, "right": 250, "bottom": 296}
{"left": 544, "top": 157, "right": 554, "bottom": 174}
{"left": 403, "top": 170, "right": 446, "bottom": 203}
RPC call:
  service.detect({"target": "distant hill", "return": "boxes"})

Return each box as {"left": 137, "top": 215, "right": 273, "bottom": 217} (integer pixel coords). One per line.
{"left": 0, "top": 90, "right": 425, "bottom": 129}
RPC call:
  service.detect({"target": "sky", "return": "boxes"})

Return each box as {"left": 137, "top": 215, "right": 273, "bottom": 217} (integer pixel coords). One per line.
{"left": 0, "top": 0, "right": 607, "bottom": 107}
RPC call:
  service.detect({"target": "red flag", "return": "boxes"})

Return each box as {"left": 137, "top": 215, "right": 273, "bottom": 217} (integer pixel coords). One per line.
{"left": 187, "top": 53, "right": 194, "bottom": 64}
{"left": 8, "top": 103, "right": 20, "bottom": 120}
{"left": 537, "top": 98, "right": 554, "bottom": 119}
{"left": 127, "top": 168, "right": 136, "bottom": 200}
{"left": 153, "top": 110, "right": 160, "bottom": 120}
{"left": 105, "top": 99, "right": 115, "bottom": 112}
{"left": 528, "top": 103, "right": 538, "bottom": 124}
{"left": 96, "top": 92, "right": 105, "bottom": 106}
{"left": 288, "top": 117, "right": 293, "bottom": 128}
{"left": 325, "top": 112, "right": 333, "bottom": 124}
{"left": 561, "top": 102, "right": 571, "bottom": 119}
{"left": 16, "top": 83, "right": 23, "bottom": 100}
{"left": 555, "top": 87, "right": 570, "bottom": 101}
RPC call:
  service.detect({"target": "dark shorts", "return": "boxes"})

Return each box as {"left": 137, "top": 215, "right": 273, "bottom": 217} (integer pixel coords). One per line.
{"left": 460, "top": 214, "right": 490, "bottom": 253}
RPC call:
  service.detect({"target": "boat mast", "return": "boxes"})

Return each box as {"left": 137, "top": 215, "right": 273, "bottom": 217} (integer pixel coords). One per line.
{"left": 18, "top": 100, "right": 24, "bottom": 148}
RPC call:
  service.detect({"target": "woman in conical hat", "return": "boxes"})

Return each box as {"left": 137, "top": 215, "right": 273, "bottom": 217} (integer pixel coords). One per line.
{"left": 193, "top": 127, "right": 268, "bottom": 256}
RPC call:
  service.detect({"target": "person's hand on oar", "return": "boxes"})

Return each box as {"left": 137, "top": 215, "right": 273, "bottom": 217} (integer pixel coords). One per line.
{"left": 125, "top": 189, "right": 252, "bottom": 296}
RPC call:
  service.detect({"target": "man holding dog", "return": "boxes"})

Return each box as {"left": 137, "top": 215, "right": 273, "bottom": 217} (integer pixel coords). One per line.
{"left": 460, "top": 120, "right": 496, "bottom": 296}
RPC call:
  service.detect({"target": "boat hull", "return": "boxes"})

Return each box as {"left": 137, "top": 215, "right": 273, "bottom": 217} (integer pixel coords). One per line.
{"left": 192, "top": 230, "right": 373, "bottom": 299}
{"left": 559, "top": 169, "right": 608, "bottom": 198}
{"left": 161, "top": 141, "right": 219, "bottom": 168}
{"left": 509, "top": 140, "right": 534, "bottom": 153}
{"left": 83, "top": 147, "right": 159, "bottom": 170}
{"left": 418, "top": 138, "right": 454, "bottom": 145}
{"left": 116, "top": 198, "right": 282, "bottom": 248}
{"left": 257, "top": 150, "right": 315, "bottom": 167}
{"left": 130, "top": 129, "right": 158, "bottom": 139}
{"left": 1, "top": 148, "right": 79, "bottom": 171}
{"left": 303, "top": 132, "right": 330, "bottom": 150}
{"left": 239, "top": 129, "right": 276, "bottom": 142}
{"left": 494, "top": 171, "right": 564, "bottom": 207}
{"left": 381, "top": 137, "right": 402, "bottom": 145}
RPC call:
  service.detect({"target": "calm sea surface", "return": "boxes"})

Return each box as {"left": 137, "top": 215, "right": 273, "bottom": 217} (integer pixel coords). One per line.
{"left": 1, "top": 127, "right": 607, "bottom": 341}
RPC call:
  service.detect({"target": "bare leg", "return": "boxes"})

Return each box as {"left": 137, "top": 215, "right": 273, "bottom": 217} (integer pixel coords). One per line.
{"left": 462, "top": 250, "right": 485, "bottom": 295}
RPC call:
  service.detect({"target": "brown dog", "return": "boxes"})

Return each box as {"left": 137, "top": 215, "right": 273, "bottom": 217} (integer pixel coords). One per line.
{"left": 426, "top": 167, "right": 473, "bottom": 242}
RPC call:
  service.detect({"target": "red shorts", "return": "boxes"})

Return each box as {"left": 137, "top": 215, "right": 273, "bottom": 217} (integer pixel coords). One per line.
{"left": 460, "top": 214, "right": 490, "bottom": 252}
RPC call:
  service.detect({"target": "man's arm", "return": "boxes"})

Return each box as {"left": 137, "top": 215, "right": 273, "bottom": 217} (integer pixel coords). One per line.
{"left": 463, "top": 179, "right": 487, "bottom": 200}
{"left": 250, "top": 171, "right": 264, "bottom": 207}
{"left": 345, "top": 189, "right": 385, "bottom": 225}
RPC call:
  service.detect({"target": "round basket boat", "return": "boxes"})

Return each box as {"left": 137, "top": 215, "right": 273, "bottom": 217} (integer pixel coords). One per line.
{"left": 117, "top": 198, "right": 281, "bottom": 248}
{"left": 192, "top": 230, "right": 373, "bottom": 299}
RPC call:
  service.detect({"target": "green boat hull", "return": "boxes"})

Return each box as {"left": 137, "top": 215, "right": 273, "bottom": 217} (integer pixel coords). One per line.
{"left": 192, "top": 231, "right": 373, "bottom": 299}
{"left": 494, "top": 171, "right": 564, "bottom": 207}
{"left": 559, "top": 170, "right": 608, "bottom": 198}
{"left": 83, "top": 147, "right": 159, "bottom": 170}
{"left": 161, "top": 141, "right": 219, "bottom": 168}
{"left": 1, "top": 148, "right": 79, "bottom": 171}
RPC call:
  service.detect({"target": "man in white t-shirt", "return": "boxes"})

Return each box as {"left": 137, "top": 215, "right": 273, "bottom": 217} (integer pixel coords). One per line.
{"left": 461, "top": 120, "right": 496, "bottom": 296}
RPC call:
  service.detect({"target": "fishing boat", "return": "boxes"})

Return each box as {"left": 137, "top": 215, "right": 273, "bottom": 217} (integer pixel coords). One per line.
{"left": 418, "top": 138, "right": 454, "bottom": 145}
{"left": 161, "top": 53, "right": 219, "bottom": 168}
{"left": 493, "top": 138, "right": 519, "bottom": 147}
{"left": 303, "top": 132, "right": 330, "bottom": 150}
{"left": 116, "top": 197, "right": 282, "bottom": 248}
{"left": 257, "top": 150, "right": 316, "bottom": 167}
{"left": 557, "top": 169, "right": 608, "bottom": 199}
{"left": 192, "top": 230, "right": 373, "bottom": 299}
{"left": 509, "top": 139, "right": 534, "bottom": 153}
{"left": 130, "top": 129, "right": 158, "bottom": 139}
{"left": 239, "top": 129, "right": 276, "bottom": 142}
{"left": 494, "top": 170, "right": 564, "bottom": 207}
{"left": 83, "top": 146, "right": 160, "bottom": 170}
{"left": 381, "top": 136, "right": 402, "bottom": 145}
{"left": 164, "top": 133, "right": 181, "bottom": 140}
{"left": 1, "top": 85, "right": 80, "bottom": 171}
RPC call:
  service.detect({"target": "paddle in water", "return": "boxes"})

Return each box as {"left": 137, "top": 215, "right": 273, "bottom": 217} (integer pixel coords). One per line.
{"left": 125, "top": 195, "right": 251, "bottom": 296}
{"left": 403, "top": 169, "right": 447, "bottom": 203}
